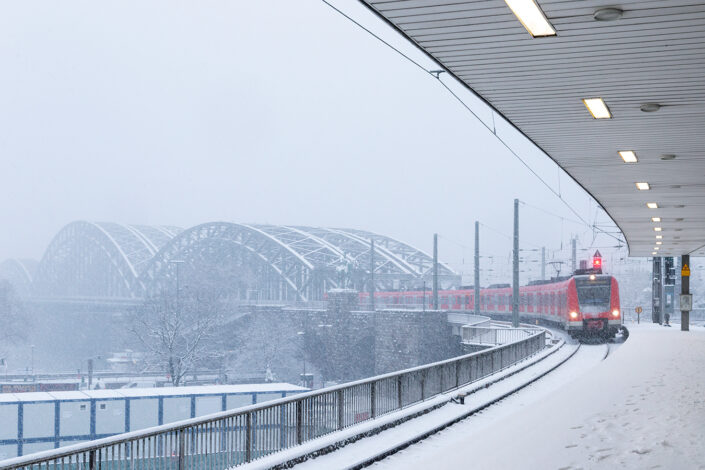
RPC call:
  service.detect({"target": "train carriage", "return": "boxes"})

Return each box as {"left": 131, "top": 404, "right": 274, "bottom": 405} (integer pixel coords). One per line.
{"left": 363, "top": 272, "right": 621, "bottom": 340}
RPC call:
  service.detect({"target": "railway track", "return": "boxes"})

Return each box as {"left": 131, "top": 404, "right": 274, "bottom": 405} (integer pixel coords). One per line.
{"left": 295, "top": 329, "right": 626, "bottom": 470}
{"left": 344, "top": 343, "right": 582, "bottom": 470}
{"left": 290, "top": 327, "right": 625, "bottom": 470}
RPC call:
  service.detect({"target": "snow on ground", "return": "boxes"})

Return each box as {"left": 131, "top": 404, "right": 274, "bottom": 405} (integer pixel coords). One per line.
{"left": 372, "top": 323, "right": 705, "bottom": 470}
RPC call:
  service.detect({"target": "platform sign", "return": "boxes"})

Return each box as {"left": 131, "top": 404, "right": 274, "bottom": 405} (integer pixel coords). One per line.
{"left": 635, "top": 306, "right": 642, "bottom": 314}
{"left": 681, "top": 264, "right": 691, "bottom": 277}
{"left": 680, "top": 294, "right": 693, "bottom": 311}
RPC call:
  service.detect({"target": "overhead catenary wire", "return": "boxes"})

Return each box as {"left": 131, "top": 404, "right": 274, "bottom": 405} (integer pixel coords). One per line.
{"left": 319, "top": 0, "right": 625, "bottom": 244}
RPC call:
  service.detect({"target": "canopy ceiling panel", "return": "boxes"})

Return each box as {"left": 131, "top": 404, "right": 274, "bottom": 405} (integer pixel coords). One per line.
{"left": 360, "top": 0, "right": 705, "bottom": 257}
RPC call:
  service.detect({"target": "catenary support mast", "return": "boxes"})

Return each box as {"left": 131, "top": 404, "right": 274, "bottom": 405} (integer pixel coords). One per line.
{"left": 474, "top": 221, "right": 480, "bottom": 315}
{"left": 512, "top": 199, "right": 519, "bottom": 327}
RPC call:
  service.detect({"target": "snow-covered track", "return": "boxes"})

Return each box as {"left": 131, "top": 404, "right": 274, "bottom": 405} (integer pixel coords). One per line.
{"left": 334, "top": 343, "right": 581, "bottom": 470}
{"left": 285, "top": 337, "right": 580, "bottom": 470}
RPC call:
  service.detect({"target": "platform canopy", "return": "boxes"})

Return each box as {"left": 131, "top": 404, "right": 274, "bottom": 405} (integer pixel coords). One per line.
{"left": 360, "top": 0, "right": 705, "bottom": 257}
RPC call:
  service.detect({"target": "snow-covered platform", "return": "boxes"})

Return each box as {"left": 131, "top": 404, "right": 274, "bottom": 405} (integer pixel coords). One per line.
{"left": 376, "top": 323, "right": 705, "bottom": 469}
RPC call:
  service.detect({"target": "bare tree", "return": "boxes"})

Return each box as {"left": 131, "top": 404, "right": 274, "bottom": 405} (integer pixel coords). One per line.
{"left": 0, "top": 280, "right": 26, "bottom": 360}
{"left": 130, "top": 288, "right": 221, "bottom": 386}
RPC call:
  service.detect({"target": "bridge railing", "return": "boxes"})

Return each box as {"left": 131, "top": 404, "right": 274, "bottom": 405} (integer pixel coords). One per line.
{"left": 0, "top": 330, "right": 545, "bottom": 470}
{"left": 461, "top": 326, "right": 536, "bottom": 345}
{"left": 446, "top": 312, "right": 490, "bottom": 327}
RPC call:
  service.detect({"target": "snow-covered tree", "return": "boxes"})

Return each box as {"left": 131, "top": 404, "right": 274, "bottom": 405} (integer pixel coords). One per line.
{"left": 129, "top": 288, "right": 222, "bottom": 386}
{"left": 0, "top": 280, "right": 26, "bottom": 360}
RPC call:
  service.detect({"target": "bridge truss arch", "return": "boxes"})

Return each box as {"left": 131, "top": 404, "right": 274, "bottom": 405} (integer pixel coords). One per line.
{"left": 20, "top": 220, "right": 460, "bottom": 302}
{"left": 32, "top": 221, "right": 182, "bottom": 299}
{"left": 0, "top": 258, "right": 38, "bottom": 299}
{"left": 142, "top": 223, "right": 461, "bottom": 302}
{"left": 141, "top": 222, "right": 342, "bottom": 301}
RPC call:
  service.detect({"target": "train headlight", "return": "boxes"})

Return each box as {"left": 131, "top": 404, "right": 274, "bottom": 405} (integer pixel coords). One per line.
{"left": 569, "top": 311, "right": 578, "bottom": 319}
{"left": 612, "top": 309, "right": 620, "bottom": 317}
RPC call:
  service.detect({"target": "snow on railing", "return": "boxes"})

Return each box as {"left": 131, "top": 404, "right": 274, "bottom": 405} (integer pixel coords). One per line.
{"left": 461, "top": 325, "right": 537, "bottom": 346}
{"left": 0, "top": 330, "right": 545, "bottom": 470}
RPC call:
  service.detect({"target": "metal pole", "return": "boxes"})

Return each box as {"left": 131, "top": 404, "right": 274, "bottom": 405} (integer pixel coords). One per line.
{"left": 652, "top": 257, "right": 662, "bottom": 323}
{"left": 681, "top": 254, "right": 690, "bottom": 331}
{"left": 541, "top": 247, "right": 546, "bottom": 281}
{"left": 571, "top": 238, "right": 576, "bottom": 273}
{"left": 433, "top": 233, "right": 439, "bottom": 310}
{"left": 369, "top": 240, "right": 375, "bottom": 311}
{"left": 474, "top": 221, "right": 480, "bottom": 315}
{"left": 512, "top": 199, "right": 519, "bottom": 327}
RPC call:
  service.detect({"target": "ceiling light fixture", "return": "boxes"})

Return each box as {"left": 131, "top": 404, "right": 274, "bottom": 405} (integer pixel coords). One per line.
{"left": 636, "top": 182, "right": 650, "bottom": 190}
{"left": 656, "top": 235, "right": 663, "bottom": 239}
{"left": 652, "top": 217, "right": 661, "bottom": 222}
{"left": 652, "top": 252, "right": 657, "bottom": 255}
{"left": 654, "top": 227, "right": 662, "bottom": 232}
{"left": 582, "top": 97, "right": 612, "bottom": 119}
{"left": 619, "top": 151, "right": 638, "bottom": 163}
{"left": 647, "top": 202, "right": 658, "bottom": 209}
{"left": 660, "top": 154, "right": 676, "bottom": 161}
{"left": 640, "top": 103, "right": 661, "bottom": 112}
{"left": 594, "top": 7, "right": 623, "bottom": 21}
{"left": 504, "top": 0, "right": 556, "bottom": 37}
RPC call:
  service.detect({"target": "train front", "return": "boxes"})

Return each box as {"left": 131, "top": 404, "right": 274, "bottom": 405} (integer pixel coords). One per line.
{"left": 568, "top": 274, "right": 621, "bottom": 339}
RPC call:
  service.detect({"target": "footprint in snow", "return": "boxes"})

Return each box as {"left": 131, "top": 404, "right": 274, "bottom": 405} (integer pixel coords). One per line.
{"left": 632, "top": 448, "right": 652, "bottom": 455}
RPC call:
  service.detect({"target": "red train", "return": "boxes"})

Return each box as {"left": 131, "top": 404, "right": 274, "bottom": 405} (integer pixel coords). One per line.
{"left": 361, "top": 273, "right": 621, "bottom": 339}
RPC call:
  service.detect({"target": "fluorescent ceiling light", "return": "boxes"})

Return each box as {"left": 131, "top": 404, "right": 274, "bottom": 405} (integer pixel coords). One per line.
{"left": 619, "top": 151, "right": 638, "bottom": 163}
{"left": 652, "top": 217, "right": 661, "bottom": 222}
{"left": 654, "top": 247, "right": 660, "bottom": 250}
{"left": 656, "top": 235, "right": 663, "bottom": 239}
{"left": 654, "top": 227, "right": 662, "bottom": 232}
{"left": 656, "top": 241, "right": 662, "bottom": 245}
{"left": 636, "top": 182, "right": 650, "bottom": 190}
{"left": 652, "top": 252, "right": 657, "bottom": 255}
{"left": 504, "top": 0, "right": 556, "bottom": 37}
{"left": 582, "top": 98, "right": 612, "bottom": 119}
{"left": 647, "top": 203, "right": 658, "bottom": 209}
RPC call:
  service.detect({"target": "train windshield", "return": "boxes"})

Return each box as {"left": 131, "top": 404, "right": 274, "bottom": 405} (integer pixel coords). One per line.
{"left": 575, "top": 277, "right": 611, "bottom": 313}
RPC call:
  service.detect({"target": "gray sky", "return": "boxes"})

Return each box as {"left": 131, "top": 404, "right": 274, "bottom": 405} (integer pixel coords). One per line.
{"left": 0, "top": 0, "right": 624, "bottom": 283}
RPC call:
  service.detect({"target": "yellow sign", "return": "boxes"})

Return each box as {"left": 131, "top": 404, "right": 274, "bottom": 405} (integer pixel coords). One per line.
{"left": 635, "top": 306, "right": 642, "bottom": 314}
{"left": 682, "top": 264, "right": 691, "bottom": 277}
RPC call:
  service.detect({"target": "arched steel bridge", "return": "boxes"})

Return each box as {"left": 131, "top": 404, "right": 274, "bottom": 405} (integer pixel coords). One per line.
{"left": 2, "top": 221, "right": 460, "bottom": 302}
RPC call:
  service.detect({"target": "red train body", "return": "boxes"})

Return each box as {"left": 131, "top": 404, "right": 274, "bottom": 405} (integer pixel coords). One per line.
{"left": 361, "top": 274, "right": 621, "bottom": 338}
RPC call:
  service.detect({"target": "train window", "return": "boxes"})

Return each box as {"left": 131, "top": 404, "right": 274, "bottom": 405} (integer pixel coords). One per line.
{"left": 575, "top": 277, "right": 611, "bottom": 313}
{"left": 465, "top": 295, "right": 470, "bottom": 305}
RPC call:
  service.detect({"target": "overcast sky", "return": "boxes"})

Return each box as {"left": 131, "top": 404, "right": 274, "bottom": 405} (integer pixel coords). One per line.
{"left": 0, "top": 0, "right": 625, "bottom": 283}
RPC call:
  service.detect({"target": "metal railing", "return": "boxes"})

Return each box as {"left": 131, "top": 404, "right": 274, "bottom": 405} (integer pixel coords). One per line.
{"left": 461, "top": 326, "right": 536, "bottom": 346}
{"left": 446, "top": 312, "right": 490, "bottom": 327}
{"left": 0, "top": 330, "right": 545, "bottom": 470}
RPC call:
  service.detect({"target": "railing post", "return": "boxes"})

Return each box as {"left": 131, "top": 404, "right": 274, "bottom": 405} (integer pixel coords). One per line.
{"left": 421, "top": 370, "right": 426, "bottom": 400}
{"left": 178, "top": 429, "right": 185, "bottom": 470}
{"left": 337, "top": 390, "right": 344, "bottom": 430}
{"left": 89, "top": 449, "right": 96, "bottom": 470}
{"left": 455, "top": 360, "right": 460, "bottom": 388}
{"left": 246, "top": 412, "right": 252, "bottom": 462}
{"left": 397, "top": 376, "right": 402, "bottom": 409}
{"left": 296, "top": 401, "right": 303, "bottom": 445}
{"left": 370, "top": 382, "right": 377, "bottom": 418}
